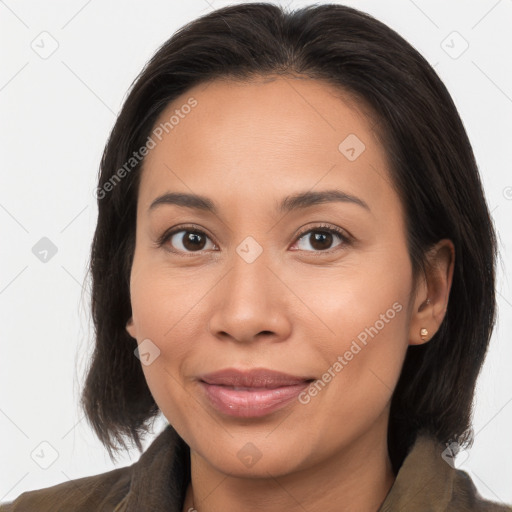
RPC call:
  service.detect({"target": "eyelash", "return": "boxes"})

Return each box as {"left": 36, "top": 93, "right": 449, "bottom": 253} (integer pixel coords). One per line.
{"left": 155, "top": 223, "right": 352, "bottom": 256}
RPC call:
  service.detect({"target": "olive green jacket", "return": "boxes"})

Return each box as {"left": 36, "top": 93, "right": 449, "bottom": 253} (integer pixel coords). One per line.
{"left": 1, "top": 425, "right": 510, "bottom": 511}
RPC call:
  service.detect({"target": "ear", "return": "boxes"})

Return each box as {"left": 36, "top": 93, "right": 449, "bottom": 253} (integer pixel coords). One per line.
{"left": 126, "top": 316, "right": 137, "bottom": 340}
{"left": 408, "top": 239, "right": 455, "bottom": 346}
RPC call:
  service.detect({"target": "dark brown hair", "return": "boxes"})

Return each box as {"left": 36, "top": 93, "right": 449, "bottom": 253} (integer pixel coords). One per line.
{"left": 81, "top": 2, "right": 497, "bottom": 471}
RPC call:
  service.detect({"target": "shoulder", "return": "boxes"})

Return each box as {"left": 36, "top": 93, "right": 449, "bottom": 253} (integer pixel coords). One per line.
{"left": 0, "top": 464, "right": 132, "bottom": 512}
{"left": 381, "top": 434, "right": 512, "bottom": 511}
{"left": 451, "top": 468, "right": 512, "bottom": 511}
{"left": 0, "top": 424, "right": 188, "bottom": 512}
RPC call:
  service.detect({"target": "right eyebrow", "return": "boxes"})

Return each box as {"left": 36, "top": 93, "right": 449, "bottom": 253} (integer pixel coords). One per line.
{"left": 149, "top": 192, "right": 217, "bottom": 214}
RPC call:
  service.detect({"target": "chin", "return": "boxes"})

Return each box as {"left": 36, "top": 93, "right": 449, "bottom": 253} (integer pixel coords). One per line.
{"left": 188, "top": 430, "right": 317, "bottom": 478}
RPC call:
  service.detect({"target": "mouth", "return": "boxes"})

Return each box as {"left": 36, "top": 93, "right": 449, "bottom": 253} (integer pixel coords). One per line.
{"left": 198, "top": 368, "right": 315, "bottom": 418}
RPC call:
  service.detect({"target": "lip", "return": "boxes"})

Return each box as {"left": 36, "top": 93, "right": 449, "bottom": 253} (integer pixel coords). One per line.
{"left": 198, "top": 368, "right": 314, "bottom": 418}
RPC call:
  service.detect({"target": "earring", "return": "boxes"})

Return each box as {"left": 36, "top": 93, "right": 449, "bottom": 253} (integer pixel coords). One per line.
{"left": 425, "top": 298, "right": 431, "bottom": 305}
{"left": 420, "top": 328, "right": 429, "bottom": 341}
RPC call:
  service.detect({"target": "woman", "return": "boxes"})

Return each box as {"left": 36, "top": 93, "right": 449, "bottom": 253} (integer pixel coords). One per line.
{"left": 2, "top": 3, "right": 510, "bottom": 511}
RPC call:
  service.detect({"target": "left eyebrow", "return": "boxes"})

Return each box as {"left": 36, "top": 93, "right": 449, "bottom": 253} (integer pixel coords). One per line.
{"left": 277, "top": 189, "right": 370, "bottom": 214}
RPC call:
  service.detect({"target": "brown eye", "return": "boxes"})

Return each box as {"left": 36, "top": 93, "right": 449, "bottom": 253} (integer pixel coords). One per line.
{"left": 165, "top": 229, "right": 216, "bottom": 253}
{"left": 316, "top": 232, "right": 335, "bottom": 250}
{"left": 293, "top": 225, "right": 349, "bottom": 252}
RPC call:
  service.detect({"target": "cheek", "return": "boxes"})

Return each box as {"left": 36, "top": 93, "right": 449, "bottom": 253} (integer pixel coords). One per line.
{"left": 129, "top": 271, "right": 200, "bottom": 431}
{"left": 293, "top": 256, "right": 412, "bottom": 437}
{"left": 293, "top": 246, "right": 411, "bottom": 350}
{"left": 129, "top": 258, "right": 206, "bottom": 346}
{"left": 128, "top": 263, "right": 211, "bottom": 402}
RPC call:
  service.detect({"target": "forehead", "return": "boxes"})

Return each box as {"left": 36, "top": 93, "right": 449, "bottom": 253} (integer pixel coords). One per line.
{"left": 137, "top": 76, "right": 396, "bottom": 217}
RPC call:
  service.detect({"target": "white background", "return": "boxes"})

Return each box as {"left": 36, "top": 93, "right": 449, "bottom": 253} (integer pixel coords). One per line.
{"left": 1, "top": 0, "right": 511, "bottom": 506}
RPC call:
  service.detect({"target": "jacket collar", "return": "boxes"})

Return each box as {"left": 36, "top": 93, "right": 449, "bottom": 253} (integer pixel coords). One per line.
{"left": 118, "top": 424, "right": 190, "bottom": 512}
{"left": 116, "top": 424, "right": 505, "bottom": 511}
{"left": 379, "top": 433, "right": 456, "bottom": 510}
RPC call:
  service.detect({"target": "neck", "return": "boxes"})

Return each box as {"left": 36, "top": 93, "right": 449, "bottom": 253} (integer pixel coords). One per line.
{"left": 182, "top": 421, "right": 395, "bottom": 512}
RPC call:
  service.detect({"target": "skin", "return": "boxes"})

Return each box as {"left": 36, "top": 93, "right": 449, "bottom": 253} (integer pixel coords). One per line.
{"left": 125, "top": 75, "right": 454, "bottom": 512}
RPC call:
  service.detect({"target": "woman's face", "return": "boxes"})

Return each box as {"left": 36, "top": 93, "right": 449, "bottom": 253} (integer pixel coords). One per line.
{"left": 126, "top": 76, "right": 422, "bottom": 476}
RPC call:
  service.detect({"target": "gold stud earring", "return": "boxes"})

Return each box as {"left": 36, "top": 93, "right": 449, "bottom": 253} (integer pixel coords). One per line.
{"left": 420, "top": 328, "right": 429, "bottom": 340}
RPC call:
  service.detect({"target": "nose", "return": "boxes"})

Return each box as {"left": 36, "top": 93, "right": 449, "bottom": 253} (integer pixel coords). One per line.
{"left": 206, "top": 246, "right": 292, "bottom": 345}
